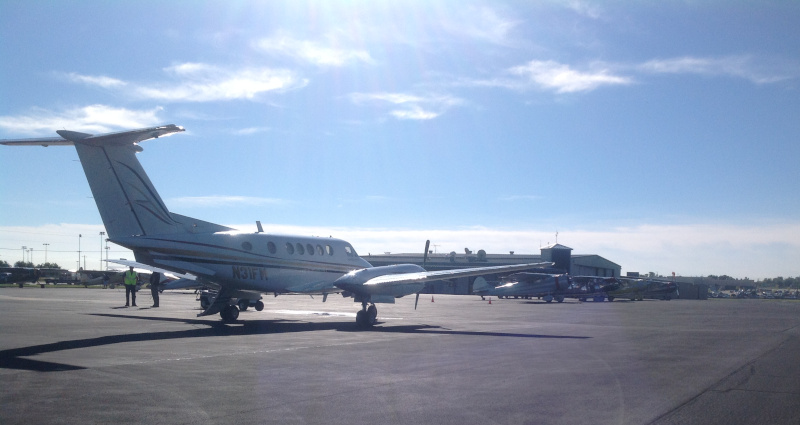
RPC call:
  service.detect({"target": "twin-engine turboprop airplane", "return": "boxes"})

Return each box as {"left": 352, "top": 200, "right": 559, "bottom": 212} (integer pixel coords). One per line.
{"left": 2, "top": 125, "right": 549, "bottom": 325}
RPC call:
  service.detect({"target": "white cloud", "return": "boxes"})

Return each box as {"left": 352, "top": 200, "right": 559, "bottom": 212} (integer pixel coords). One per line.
{"left": 233, "top": 127, "right": 270, "bottom": 136}
{"left": 440, "top": 6, "right": 520, "bottom": 45}
{"left": 0, "top": 105, "right": 164, "bottom": 135}
{"left": 63, "top": 63, "right": 307, "bottom": 103}
{"left": 66, "top": 72, "right": 127, "bottom": 88}
{"left": 134, "top": 63, "right": 307, "bottom": 102}
{"left": 349, "top": 92, "right": 464, "bottom": 120}
{"left": 565, "top": 1, "right": 603, "bottom": 19}
{"left": 509, "top": 60, "right": 632, "bottom": 93}
{"left": 639, "top": 55, "right": 793, "bottom": 84}
{"left": 253, "top": 35, "right": 374, "bottom": 67}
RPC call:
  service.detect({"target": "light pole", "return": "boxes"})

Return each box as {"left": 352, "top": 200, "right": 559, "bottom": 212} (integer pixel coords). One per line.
{"left": 43, "top": 243, "right": 49, "bottom": 264}
{"left": 105, "top": 244, "right": 110, "bottom": 271}
{"left": 99, "top": 232, "right": 105, "bottom": 271}
{"left": 78, "top": 234, "right": 82, "bottom": 271}
{"left": 22, "top": 246, "right": 27, "bottom": 265}
{"left": 29, "top": 248, "right": 33, "bottom": 266}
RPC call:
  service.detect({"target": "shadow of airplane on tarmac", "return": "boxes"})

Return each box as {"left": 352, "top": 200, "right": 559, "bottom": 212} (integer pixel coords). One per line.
{"left": 0, "top": 313, "right": 590, "bottom": 373}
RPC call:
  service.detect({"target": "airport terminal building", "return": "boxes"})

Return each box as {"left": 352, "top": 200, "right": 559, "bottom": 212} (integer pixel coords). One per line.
{"left": 364, "top": 244, "right": 621, "bottom": 295}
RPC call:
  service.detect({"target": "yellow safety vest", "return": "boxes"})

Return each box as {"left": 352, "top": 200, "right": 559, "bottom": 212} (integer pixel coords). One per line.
{"left": 124, "top": 270, "right": 137, "bottom": 286}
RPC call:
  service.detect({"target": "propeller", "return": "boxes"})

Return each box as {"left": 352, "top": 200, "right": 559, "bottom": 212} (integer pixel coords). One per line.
{"left": 416, "top": 240, "right": 431, "bottom": 310}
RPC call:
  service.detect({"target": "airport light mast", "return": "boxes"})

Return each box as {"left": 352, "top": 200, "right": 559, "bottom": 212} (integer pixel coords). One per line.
{"left": 99, "top": 232, "right": 105, "bottom": 271}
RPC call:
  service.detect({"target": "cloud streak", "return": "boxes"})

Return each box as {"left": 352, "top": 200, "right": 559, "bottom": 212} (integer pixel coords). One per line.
{"left": 64, "top": 63, "right": 307, "bottom": 103}
{"left": 253, "top": 34, "right": 375, "bottom": 67}
{"left": 639, "top": 55, "right": 795, "bottom": 84}
{"left": 0, "top": 105, "right": 164, "bottom": 135}
{"left": 348, "top": 92, "right": 464, "bottom": 120}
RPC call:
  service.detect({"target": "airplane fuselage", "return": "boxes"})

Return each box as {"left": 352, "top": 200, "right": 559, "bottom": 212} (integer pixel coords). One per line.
{"left": 113, "top": 232, "right": 372, "bottom": 293}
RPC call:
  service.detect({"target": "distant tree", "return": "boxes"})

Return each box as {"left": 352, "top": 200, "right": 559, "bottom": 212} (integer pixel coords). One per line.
{"left": 36, "top": 262, "right": 61, "bottom": 269}
{"left": 14, "top": 261, "right": 34, "bottom": 268}
{"left": 0, "top": 260, "right": 9, "bottom": 267}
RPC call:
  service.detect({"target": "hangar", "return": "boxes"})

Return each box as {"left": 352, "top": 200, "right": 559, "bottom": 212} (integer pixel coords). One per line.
{"left": 364, "top": 244, "right": 621, "bottom": 295}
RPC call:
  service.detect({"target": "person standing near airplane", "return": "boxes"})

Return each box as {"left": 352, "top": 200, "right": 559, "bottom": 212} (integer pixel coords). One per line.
{"left": 124, "top": 266, "right": 138, "bottom": 307}
{"left": 149, "top": 271, "right": 160, "bottom": 308}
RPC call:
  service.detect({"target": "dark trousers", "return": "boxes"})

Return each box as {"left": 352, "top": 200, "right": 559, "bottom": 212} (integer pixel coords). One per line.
{"left": 151, "top": 286, "right": 159, "bottom": 307}
{"left": 125, "top": 285, "right": 136, "bottom": 306}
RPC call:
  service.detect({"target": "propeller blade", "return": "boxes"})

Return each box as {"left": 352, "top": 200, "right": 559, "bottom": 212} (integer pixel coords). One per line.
{"left": 415, "top": 293, "right": 420, "bottom": 310}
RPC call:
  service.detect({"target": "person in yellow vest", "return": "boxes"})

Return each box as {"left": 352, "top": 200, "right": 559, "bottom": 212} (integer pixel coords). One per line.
{"left": 123, "top": 266, "right": 138, "bottom": 307}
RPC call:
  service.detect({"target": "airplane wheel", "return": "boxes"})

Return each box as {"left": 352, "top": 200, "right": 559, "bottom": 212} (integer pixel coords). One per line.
{"left": 607, "top": 296, "right": 614, "bottom": 302}
{"left": 555, "top": 296, "right": 565, "bottom": 303}
{"left": 356, "top": 310, "right": 366, "bottom": 325}
{"left": 238, "top": 300, "right": 249, "bottom": 311}
{"left": 367, "top": 305, "right": 377, "bottom": 323}
{"left": 221, "top": 305, "right": 239, "bottom": 322}
{"left": 200, "top": 297, "right": 209, "bottom": 309}
{"left": 255, "top": 300, "right": 264, "bottom": 311}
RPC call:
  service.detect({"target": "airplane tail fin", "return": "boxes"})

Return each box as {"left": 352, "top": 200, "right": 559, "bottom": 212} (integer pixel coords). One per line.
{"left": 1, "top": 125, "right": 232, "bottom": 239}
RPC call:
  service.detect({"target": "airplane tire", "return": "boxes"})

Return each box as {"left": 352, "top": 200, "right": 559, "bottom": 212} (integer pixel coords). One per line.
{"left": 255, "top": 300, "right": 264, "bottom": 311}
{"left": 238, "top": 300, "right": 249, "bottom": 311}
{"left": 222, "top": 305, "right": 239, "bottom": 322}
{"left": 607, "top": 296, "right": 614, "bottom": 302}
{"left": 367, "top": 305, "right": 377, "bottom": 323}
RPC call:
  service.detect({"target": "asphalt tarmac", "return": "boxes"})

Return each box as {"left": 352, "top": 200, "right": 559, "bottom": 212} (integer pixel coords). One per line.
{"left": 1, "top": 287, "right": 798, "bottom": 425}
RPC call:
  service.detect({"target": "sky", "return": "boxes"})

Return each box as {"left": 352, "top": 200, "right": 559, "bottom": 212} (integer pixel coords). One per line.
{"left": 1, "top": 0, "right": 799, "bottom": 280}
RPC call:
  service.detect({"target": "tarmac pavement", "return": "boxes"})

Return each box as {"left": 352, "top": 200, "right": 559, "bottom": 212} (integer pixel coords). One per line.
{"left": 0, "top": 287, "right": 798, "bottom": 425}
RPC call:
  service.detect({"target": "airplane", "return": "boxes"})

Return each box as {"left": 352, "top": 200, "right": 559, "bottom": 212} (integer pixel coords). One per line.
{"left": 472, "top": 271, "right": 570, "bottom": 303}
{"left": 563, "top": 276, "right": 621, "bottom": 302}
{"left": 606, "top": 277, "right": 678, "bottom": 301}
{"left": 2, "top": 125, "right": 550, "bottom": 325}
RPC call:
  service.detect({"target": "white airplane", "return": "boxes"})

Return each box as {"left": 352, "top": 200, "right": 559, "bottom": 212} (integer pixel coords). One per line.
{"left": 2, "top": 125, "right": 549, "bottom": 325}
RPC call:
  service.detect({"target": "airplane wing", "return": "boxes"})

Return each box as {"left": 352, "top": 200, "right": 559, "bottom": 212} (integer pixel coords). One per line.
{"left": 363, "top": 263, "right": 552, "bottom": 286}
{"left": 334, "top": 262, "right": 552, "bottom": 297}
{"left": 107, "top": 259, "right": 197, "bottom": 281}
{"left": 0, "top": 124, "right": 184, "bottom": 147}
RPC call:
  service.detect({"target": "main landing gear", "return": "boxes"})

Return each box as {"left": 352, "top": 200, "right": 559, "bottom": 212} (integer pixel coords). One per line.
{"left": 356, "top": 302, "right": 377, "bottom": 327}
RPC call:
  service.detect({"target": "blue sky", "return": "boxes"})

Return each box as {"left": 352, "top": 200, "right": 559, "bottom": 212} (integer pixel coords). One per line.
{"left": 1, "top": 1, "right": 799, "bottom": 279}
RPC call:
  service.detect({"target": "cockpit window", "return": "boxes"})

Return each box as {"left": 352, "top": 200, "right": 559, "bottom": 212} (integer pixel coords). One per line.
{"left": 345, "top": 245, "right": 355, "bottom": 257}
{"left": 285, "top": 242, "right": 294, "bottom": 255}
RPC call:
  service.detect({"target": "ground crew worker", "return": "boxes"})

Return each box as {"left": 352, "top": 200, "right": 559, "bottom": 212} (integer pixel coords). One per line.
{"left": 124, "top": 266, "right": 138, "bottom": 307}
{"left": 150, "top": 271, "right": 161, "bottom": 307}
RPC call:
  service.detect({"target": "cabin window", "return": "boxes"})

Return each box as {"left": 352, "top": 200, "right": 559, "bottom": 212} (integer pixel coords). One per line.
{"left": 241, "top": 241, "right": 253, "bottom": 251}
{"left": 325, "top": 245, "right": 334, "bottom": 256}
{"left": 267, "top": 241, "right": 276, "bottom": 254}
{"left": 316, "top": 245, "right": 324, "bottom": 256}
{"left": 285, "top": 242, "right": 294, "bottom": 255}
{"left": 296, "top": 243, "right": 305, "bottom": 255}
{"left": 306, "top": 244, "right": 314, "bottom": 256}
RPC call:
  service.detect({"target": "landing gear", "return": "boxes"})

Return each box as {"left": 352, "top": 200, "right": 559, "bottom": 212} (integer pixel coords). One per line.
{"left": 238, "top": 299, "right": 249, "bottom": 311}
{"left": 255, "top": 300, "right": 264, "bottom": 311}
{"left": 356, "top": 302, "right": 377, "bottom": 327}
{"left": 220, "top": 304, "right": 239, "bottom": 322}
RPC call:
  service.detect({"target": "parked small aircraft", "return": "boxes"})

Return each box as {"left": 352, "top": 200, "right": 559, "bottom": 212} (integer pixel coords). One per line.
{"left": 473, "top": 272, "right": 569, "bottom": 302}
{"left": 2, "top": 125, "right": 548, "bottom": 325}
